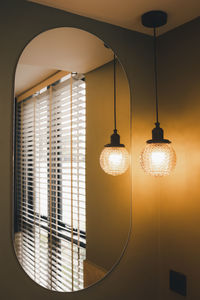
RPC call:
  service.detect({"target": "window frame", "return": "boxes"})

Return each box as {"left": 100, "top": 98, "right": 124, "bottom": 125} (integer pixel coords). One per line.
{"left": 14, "top": 71, "right": 86, "bottom": 292}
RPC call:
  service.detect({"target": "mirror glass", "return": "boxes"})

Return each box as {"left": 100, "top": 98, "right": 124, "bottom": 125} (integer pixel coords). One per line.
{"left": 13, "top": 27, "right": 131, "bottom": 292}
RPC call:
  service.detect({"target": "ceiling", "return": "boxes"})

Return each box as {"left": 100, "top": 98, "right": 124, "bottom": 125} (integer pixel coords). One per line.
{"left": 28, "top": 0, "right": 200, "bottom": 35}
{"left": 15, "top": 28, "right": 113, "bottom": 95}
{"left": 16, "top": 1, "right": 200, "bottom": 95}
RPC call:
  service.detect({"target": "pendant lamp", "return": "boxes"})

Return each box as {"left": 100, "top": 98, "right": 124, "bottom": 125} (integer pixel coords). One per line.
{"left": 140, "top": 11, "right": 176, "bottom": 176}
{"left": 100, "top": 55, "right": 129, "bottom": 176}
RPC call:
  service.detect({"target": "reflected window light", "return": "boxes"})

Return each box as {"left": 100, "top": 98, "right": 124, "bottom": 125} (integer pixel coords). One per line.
{"left": 14, "top": 73, "right": 86, "bottom": 292}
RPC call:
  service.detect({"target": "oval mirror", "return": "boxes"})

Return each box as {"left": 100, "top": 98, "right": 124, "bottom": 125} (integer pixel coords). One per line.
{"left": 13, "top": 27, "right": 131, "bottom": 292}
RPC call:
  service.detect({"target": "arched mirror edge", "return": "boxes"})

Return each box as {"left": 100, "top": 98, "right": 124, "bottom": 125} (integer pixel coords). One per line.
{"left": 11, "top": 25, "right": 133, "bottom": 293}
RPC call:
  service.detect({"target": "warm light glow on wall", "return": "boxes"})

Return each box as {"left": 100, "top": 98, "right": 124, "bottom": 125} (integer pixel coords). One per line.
{"left": 140, "top": 143, "right": 176, "bottom": 176}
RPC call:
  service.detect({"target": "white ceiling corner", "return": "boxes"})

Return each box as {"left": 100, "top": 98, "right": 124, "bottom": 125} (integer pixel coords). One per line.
{"left": 28, "top": 0, "right": 200, "bottom": 35}
{"left": 16, "top": 1, "right": 200, "bottom": 95}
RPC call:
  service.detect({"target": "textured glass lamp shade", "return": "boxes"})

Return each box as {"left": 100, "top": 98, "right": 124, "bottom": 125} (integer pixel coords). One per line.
{"left": 100, "top": 147, "right": 129, "bottom": 176}
{"left": 140, "top": 143, "right": 176, "bottom": 176}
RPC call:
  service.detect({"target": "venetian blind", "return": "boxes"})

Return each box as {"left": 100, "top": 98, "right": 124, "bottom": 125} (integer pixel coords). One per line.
{"left": 14, "top": 73, "right": 86, "bottom": 292}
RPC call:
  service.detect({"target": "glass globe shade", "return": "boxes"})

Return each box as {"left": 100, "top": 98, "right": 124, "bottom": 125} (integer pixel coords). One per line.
{"left": 100, "top": 147, "right": 129, "bottom": 176}
{"left": 140, "top": 143, "right": 176, "bottom": 176}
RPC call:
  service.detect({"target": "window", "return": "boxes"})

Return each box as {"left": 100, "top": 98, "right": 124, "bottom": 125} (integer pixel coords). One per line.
{"left": 14, "top": 72, "right": 86, "bottom": 292}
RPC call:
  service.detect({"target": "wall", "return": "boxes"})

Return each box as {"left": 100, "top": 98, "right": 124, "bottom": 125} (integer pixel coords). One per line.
{"left": 0, "top": 1, "right": 158, "bottom": 300}
{"left": 158, "top": 17, "right": 200, "bottom": 300}
{"left": 86, "top": 61, "right": 130, "bottom": 272}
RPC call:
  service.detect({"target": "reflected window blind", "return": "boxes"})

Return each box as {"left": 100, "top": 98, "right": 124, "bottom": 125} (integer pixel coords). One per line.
{"left": 14, "top": 73, "right": 86, "bottom": 292}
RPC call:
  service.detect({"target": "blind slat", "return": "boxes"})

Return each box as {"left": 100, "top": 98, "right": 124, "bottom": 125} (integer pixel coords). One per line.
{"left": 15, "top": 74, "right": 86, "bottom": 292}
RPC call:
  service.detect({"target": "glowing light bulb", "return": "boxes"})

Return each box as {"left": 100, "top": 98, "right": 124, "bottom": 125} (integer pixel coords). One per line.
{"left": 100, "top": 147, "right": 129, "bottom": 176}
{"left": 140, "top": 143, "right": 176, "bottom": 176}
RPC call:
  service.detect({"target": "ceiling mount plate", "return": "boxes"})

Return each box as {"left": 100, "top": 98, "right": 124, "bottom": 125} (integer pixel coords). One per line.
{"left": 142, "top": 11, "right": 167, "bottom": 28}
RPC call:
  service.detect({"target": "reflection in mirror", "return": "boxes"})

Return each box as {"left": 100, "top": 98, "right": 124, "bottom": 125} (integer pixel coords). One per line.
{"left": 14, "top": 28, "right": 131, "bottom": 292}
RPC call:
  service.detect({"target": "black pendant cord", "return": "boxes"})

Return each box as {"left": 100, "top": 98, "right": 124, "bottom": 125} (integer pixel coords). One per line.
{"left": 114, "top": 54, "right": 117, "bottom": 131}
{"left": 141, "top": 10, "right": 168, "bottom": 142}
{"left": 153, "top": 27, "right": 159, "bottom": 125}
{"left": 105, "top": 54, "right": 125, "bottom": 148}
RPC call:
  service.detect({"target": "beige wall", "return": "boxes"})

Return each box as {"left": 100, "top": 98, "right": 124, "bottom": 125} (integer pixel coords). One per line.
{"left": 4, "top": 2, "right": 199, "bottom": 300}
{"left": 0, "top": 1, "right": 158, "bottom": 300}
{"left": 86, "top": 61, "right": 131, "bottom": 271}
{"left": 4, "top": 2, "right": 198, "bottom": 297}
{"left": 157, "top": 17, "right": 200, "bottom": 300}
